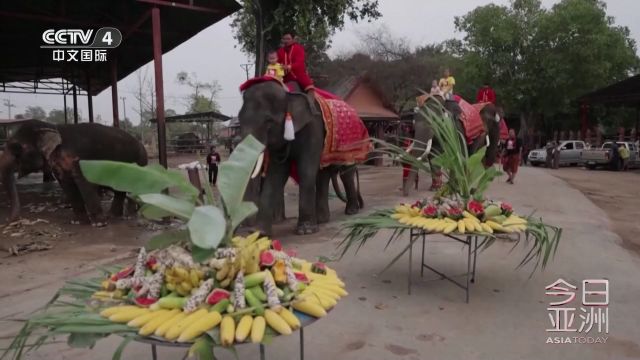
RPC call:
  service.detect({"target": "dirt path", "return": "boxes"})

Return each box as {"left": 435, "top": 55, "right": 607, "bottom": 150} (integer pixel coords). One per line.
{"left": 547, "top": 167, "right": 640, "bottom": 254}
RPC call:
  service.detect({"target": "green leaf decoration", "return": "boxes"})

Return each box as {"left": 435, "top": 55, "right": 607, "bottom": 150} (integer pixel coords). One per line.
{"left": 146, "top": 229, "right": 190, "bottom": 250}
{"left": 139, "top": 194, "right": 195, "bottom": 221}
{"left": 217, "top": 135, "right": 265, "bottom": 227}
{"left": 188, "top": 206, "right": 226, "bottom": 249}
{"left": 112, "top": 336, "right": 134, "bottom": 360}
{"left": 139, "top": 204, "right": 172, "bottom": 221}
{"left": 188, "top": 335, "right": 215, "bottom": 360}
{"left": 79, "top": 161, "right": 198, "bottom": 199}
{"left": 230, "top": 202, "right": 259, "bottom": 231}
{"left": 66, "top": 333, "right": 102, "bottom": 349}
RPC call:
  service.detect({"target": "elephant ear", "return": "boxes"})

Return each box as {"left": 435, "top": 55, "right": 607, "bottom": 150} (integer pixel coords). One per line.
{"left": 36, "top": 128, "right": 62, "bottom": 160}
{"left": 286, "top": 93, "right": 313, "bottom": 133}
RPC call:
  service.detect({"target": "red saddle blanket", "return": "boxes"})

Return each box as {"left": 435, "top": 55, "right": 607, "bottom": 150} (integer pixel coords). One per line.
{"left": 459, "top": 99, "right": 487, "bottom": 144}
{"left": 239, "top": 76, "right": 340, "bottom": 100}
{"left": 316, "top": 96, "right": 372, "bottom": 168}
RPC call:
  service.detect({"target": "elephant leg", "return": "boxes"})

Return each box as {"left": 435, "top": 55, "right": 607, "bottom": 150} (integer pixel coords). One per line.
{"left": 58, "top": 177, "right": 89, "bottom": 225}
{"left": 256, "top": 161, "right": 289, "bottom": 236}
{"left": 272, "top": 176, "right": 287, "bottom": 223}
{"left": 110, "top": 191, "right": 126, "bottom": 218}
{"left": 296, "top": 159, "right": 320, "bottom": 235}
{"left": 70, "top": 162, "right": 107, "bottom": 227}
{"left": 340, "top": 167, "right": 360, "bottom": 215}
{"left": 316, "top": 168, "right": 331, "bottom": 224}
{"left": 125, "top": 196, "right": 139, "bottom": 219}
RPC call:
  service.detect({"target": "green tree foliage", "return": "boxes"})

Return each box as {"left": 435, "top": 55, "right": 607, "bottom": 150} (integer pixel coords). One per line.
{"left": 23, "top": 106, "right": 47, "bottom": 120}
{"left": 230, "top": 0, "right": 381, "bottom": 74}
{"left": 46, "top": 108, "right": 73, "bottom": 124}
{"left": 454, "top": 0, "right": 639, "bottom": 132}
{"left": 176, "top": 71, "right": 221, "bottom": 114}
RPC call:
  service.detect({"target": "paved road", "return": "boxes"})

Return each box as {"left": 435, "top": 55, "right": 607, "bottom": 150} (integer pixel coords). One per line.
{"left": 1, "top": 166, "right": 639, "bottom": 359}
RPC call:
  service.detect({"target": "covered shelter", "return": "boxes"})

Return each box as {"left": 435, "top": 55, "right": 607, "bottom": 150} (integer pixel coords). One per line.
{"left": 578, "top": 74, "right": 640, "bottom": 141}
{"left": 0, "top": 0, "right": 241, "bottom": 167}
{"left": 150, "top": 110, "right": 230, "bottom": 151}
{"left": 327, "top": 76, "right": 400, "bottom": 165}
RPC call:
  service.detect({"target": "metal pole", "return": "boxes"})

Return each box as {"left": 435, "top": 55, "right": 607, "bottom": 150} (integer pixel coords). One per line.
{"left": 152, "top": 6, "right": 168, "bottom": 168}
{"left": 86, "top": 74, "right": 94, "bottom": 123}
{"left": 408, "top": 229, "right": 413, "bottom": 295}
{"left": 121, "top": 97, "right": 127, "bottom": 122}
{"left": 72, "top": 85, "right": 79, "bottom": 124}
{"left": 300, "top": 326, "right": 305, "bottom": 360}
{"left": 110, "top": 57, "right": 120, "bottom": 128}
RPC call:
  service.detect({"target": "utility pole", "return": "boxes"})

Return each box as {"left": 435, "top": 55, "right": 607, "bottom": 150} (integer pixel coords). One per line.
{"left": 3, "top": 98, "right": 16, "bottom": 118}
{"left": 120, "top": 96, "right": 127, "bottom": 122}
{"left": 240, "top": 63, "right": 254, "bottom": 80}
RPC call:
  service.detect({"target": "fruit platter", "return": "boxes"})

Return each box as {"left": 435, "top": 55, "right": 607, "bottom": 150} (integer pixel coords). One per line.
{"left": 391, "top": 198, "right": 528, "bottom": 235}
{"left": 94, "top": 236, "right": 345, "bottom": 346}
{"left": 4, "top": 136, "right": 345, "bottom": 360}
{"left": 338, "top": 101, "right": 562, "bottom": 274}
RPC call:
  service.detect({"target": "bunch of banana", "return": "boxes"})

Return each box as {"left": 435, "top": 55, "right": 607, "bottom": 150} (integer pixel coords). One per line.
{"left": 165, "top": 266, "right": 205, "bottom": 296}
{"left": 486, "top": 214, "right": 528, "bottom": 233}
{"left": 215, "top": 258, "right": 240, "bottom": 288}
{"left": 217, "top": 308, "right": 300, "bottom": 346}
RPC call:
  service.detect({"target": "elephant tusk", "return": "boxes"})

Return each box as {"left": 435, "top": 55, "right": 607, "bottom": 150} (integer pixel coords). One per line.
{"left": 405, "top": 142, "right": 414, "bottom": 153}
{"left": 417, "top": 139, "right": 433, "bottom": 161}
{"left": 486, "top": 135, "right": 490, "bottom": 147}
{"left": 495, "top": 113, "right": 501, "bottom": 123}
{"left": 251, "top": 152, "right": 264, "bottom": 179}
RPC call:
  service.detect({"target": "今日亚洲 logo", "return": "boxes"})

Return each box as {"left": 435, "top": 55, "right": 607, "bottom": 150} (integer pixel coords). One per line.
{"left": 545, "top": 278, "right": 609, "bottom": 344}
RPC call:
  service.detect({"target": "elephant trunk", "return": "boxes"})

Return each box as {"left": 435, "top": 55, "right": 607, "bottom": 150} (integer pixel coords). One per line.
{"left": 0, "top": 150, "right": 20, "bottom": 222}
{"left": 331, "top": 173, "right": 347, "bottom": 203}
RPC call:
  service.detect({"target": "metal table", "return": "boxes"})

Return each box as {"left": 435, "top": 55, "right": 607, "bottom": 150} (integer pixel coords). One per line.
{"left": 401, "top": 228, "right": 489, "bottom": 303}
{"left": 133, "top": 310, "right": 316, "bottom": 360}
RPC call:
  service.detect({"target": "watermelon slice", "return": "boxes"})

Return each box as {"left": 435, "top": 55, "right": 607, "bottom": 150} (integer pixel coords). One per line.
{"left": 271, "top": 240, "right": 283, "bottom": 251}
{"left": 134, "top": 296, "right": 158, "bottom": 307}
{"left": 260, "top": 250, "right": 276, "bottom": 267}
{"left": 207, "top": 289, "right": 231, "bottom": 305}
{"left": 110, "top": 266, "right": 134, "bottom": 281}
{"left": 293, "top": 272, "right": 310, "bottom": 284}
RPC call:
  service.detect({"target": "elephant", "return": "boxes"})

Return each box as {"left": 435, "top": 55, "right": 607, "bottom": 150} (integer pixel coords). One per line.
{"left": 239, "top": 81, "right": 363, "bottom": 236}
{"left": 402, "top": 95, "right": 501, "bottom": 196}
{"left": 0, "top": 119, "right": 148, "bottom": 226}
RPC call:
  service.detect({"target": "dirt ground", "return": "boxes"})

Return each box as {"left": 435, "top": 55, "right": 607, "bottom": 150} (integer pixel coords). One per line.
{"left": 1, "top": 158, "right": 639, "bottom": 359}
{"left": 546, "top": 166, "right": 640, "bottom": 253}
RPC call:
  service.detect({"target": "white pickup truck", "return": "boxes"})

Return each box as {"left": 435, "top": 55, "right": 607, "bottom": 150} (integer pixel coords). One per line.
{"left": 527, "top": 140, "right": 586, "bottom": 167}
{"left": 581, "top": 141, "right": 638, "bottom": 170}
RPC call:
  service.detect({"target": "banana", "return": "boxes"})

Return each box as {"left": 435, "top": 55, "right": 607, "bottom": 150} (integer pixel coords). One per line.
{"left": 216, "top": 262, "right": 230, "bottom": 281}
{"left": 100, "top": 305, "right": 138, "bottom": 318}
{"left": 155, "top": 312, "right": 187, "bottom": 337}
{"left": 235, "top": 315, "right": 253, "bottom": 343}
{"left": 309, "top": 282, "right": 348, "bottom": 297}
{"left": 305, "top": 272, "right": 345, "bottom": 288}
{"left": 164, "top": 309, "right": 208, "bottom": 341}
{"left": 190, "top": 269, "right": 201, "bottom": 287}
{"left": 278, "top": 308, "right": 301, "bottom": 330}
{"left": 302, "top": 290, "right": 337, "bottom": 309}
{"left": 292, "top": 300, "right": 327, "bottom": 318}
{"left": 443, "top": 222, "right": 457, "bottom": 234}
{"left": 220, "top": 315, "right": 235, "bottom": 347}
{"left": 463, "top": 211, "right": 480, "bottom": 221}
{"left": 177, "top": 311, "right": 222, "bottom": 343}
{"left": 174, "top": 267, "right": 189, "bottom": 279}
{"left": 109, "top": 308, "right": 150, "bottom": 323}
{"left": 457, "top": 220, "right": 466, "bottom": 234}
{"left": 251, "top": 316, "right": 266, "bottom": 343}
{"left": 264, "top": 309, "right": 292, "bottom": 335}
{"left": 502, "top": 215, "right": 527, "bottom": 227}
{"left": 139, "top": 309, "right": 180, "bottom": 336}
{"left": 485, "top": 220, "right": 507, "bottom": 232}
{"left": 480, "top": 223, "right": 493, "bottom": 234}
{"left": 128, "top": 310, "right": 166, "bottom": 328}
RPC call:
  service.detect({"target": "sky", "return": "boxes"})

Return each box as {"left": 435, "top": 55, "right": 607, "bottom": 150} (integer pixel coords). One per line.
{"left": 2, "top": 0, "right": 639, "bottom": 124}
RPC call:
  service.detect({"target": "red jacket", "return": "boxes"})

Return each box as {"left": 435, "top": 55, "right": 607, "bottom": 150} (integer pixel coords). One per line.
{"left": 476, "top": 86, "right": 496, "bottom": 104}
{"left": 277, "top": 42, "right": 314, "bottom": 91}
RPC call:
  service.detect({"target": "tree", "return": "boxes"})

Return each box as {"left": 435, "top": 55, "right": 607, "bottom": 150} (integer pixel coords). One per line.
{"left": 23, "top": 106, "right": 47, "bottom": 120}
{"left": 454, "top": 0, "right": 639, "bottom": 135}
{"left": 230, "top": 0, "right": 381, "bottom": 75}
{"left": 176, "top": 71, "right": 221, "bottom": 114}
{"left": 46, "top": 108, "right": 72, "bottom": 124}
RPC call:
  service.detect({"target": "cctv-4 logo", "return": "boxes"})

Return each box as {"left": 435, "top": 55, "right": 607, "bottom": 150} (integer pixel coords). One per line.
{"left": 42, "top": 27, "right": 122, "bottom": 62}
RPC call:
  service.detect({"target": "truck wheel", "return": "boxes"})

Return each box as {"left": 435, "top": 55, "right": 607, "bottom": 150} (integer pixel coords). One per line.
{"left": 586, "top": 164, "right": 596, "bottom": 170}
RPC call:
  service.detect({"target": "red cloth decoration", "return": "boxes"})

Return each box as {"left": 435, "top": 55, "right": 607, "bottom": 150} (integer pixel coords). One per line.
{"left": 476, "top": 87, "right": 497, "bottom": 104}
{"left": 240, "top": 76, "right": 340, "bottom": 100}
{"left": 457, "top": 98, "right": 486, "bottom": 144}
{"left": 316, "top": 97, "right": 372, "bottom": 168}
{"left": 278, "top": 43, "right": 314, "bottom": 91}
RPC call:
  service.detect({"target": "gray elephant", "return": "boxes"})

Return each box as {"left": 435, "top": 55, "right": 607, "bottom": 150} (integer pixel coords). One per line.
{"left": 402, "top": 95, "right": 501, "bottom": 196}
{"left": 239, "top": 81, "right": 364, "bottom": 236}
{"left": 0, "top": 120, "right": 147, "bottom": 226}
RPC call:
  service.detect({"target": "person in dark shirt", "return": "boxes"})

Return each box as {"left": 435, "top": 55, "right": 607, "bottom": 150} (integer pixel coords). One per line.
{"left": 206, "top": 146, "right": 221, "bottom": 185}
{"left": 502, "top": 129, "right": 522, "bottom": 184}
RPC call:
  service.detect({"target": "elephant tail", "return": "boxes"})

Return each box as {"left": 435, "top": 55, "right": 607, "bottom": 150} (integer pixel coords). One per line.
{"left": 331, "top": 172, "right": 348, "bottom": 203}
{"left": 356, "top": 166, "right": 364, "bottom": 209}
